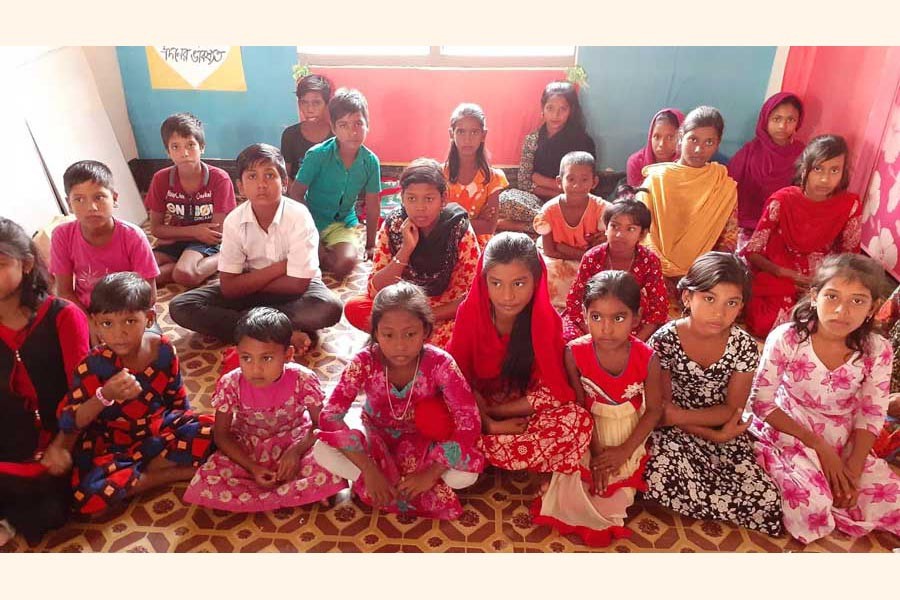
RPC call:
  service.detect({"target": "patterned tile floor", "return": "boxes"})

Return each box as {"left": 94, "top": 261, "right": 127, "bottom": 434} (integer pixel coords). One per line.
{"left": 4, "top": 261, "right": 899, "bottom": 553}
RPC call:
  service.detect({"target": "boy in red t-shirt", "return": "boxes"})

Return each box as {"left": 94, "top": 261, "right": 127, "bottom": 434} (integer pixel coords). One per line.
{"left": 146, "top": 113, "right": 237, "bottom": 287}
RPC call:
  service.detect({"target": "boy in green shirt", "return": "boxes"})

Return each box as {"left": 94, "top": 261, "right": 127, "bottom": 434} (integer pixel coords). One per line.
{"left": 289, "top": 88, "right": 381, "bottom": 280}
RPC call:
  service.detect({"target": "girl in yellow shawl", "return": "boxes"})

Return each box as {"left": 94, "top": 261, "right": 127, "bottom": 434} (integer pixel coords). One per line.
{"left": 637, "top": 106, "right": 738, "bottom": 293}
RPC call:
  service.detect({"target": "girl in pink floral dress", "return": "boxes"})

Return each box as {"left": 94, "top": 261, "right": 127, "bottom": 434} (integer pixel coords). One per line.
{"left": 184, "top": 307, "right": 346, "bottom": 512}
{"left": 314, "top": 282, "right": 484, "bottom": 520}
{"left": 750, "top": 254, "right": 900, "bottom": 544}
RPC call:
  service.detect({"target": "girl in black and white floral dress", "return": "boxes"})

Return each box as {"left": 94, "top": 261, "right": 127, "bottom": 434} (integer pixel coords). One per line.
{"left": 642, "top": 252, "right": 783, "bottom": 536}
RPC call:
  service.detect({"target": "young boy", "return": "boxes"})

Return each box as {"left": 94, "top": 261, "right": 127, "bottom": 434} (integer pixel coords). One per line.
{"left": 289, "top": 88, "right": 381, "bottom": 280}
{"left": 146, "top": 113, "right": 237, "bottom": 287}
{"left": 280, "top": 74, "right": 334, "bottom": 181}
{"left": 50, "top": 160, "right": 160, "bottom": 314}
{"left": 169, "top": 144, "right": 343, "bottom": 355}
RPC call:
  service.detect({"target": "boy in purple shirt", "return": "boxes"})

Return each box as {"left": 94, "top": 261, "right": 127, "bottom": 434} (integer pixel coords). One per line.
{"left": 50, "top": 160, "right": 160, "bottom": 313}
{"left": 146, "top": 113, "right": 237, "bottom": 287}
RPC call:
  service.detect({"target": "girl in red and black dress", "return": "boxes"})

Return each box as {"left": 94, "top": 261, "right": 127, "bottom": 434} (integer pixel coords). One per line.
{"left": 0, "top": 217, "right": 89, "bottom": 546}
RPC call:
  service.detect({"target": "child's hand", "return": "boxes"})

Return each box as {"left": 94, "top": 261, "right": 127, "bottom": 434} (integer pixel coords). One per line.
{"left": 40, "top": 445, "right": 72, "bottom": 476}
{"left": 592, "top": 445, "right": 630, "bottom": 476}
{"left": 363, "top": 464, "right": 397, "bottom": 507}
{"left": 813, "top": 440, "right": 855, "bottom": 507}
{"left": 276, "top": 446, "right": 303, "bottom": 482}
{"left": 194, "top": 223, "right": 223, "bottom": 245}
{"left": 250, "top": 464, "right": 278, "bottom": 488}
{"left": 397, "top": 465, "right": 443, "bottom": 501}
{"left": 716, "top": 408, "right": 752, "bottom": 442}
{"left": 101, "top": 369, "right": 141, "bottom": 403}
{"left": 399, "top": 218, "right": 420, "bottom": 253}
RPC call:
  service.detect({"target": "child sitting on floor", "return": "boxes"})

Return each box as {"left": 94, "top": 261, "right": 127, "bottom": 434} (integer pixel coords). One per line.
{"left": 750, "top": 254, "right": 900, "bottom": 543}
{"left": 57, "top": 272, "right": 214, "bottom": 515}
{"left": 315, "top": 281, "right": 484, "bottom": 520}
{"left": 534, "top": 271, "right": 663, "bottom": 547}
{"left": 50, "top": 160, "right": 160, "bottom": 315}
{"left": 146, "top": 112, "right": 237, "bottom": 287}
{"left": 184, "top": 307, "right": 346, "bottom": 512}
{"left": 533, "top": 151, "right": 610, "bottom": 309}
{"left": 562, "top": 190, "right": 668, "bottom": 342}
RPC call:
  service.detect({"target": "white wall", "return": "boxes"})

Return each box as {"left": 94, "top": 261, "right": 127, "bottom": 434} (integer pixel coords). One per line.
{"left": 83, "top": 46, "right": 139, "bottom": 162}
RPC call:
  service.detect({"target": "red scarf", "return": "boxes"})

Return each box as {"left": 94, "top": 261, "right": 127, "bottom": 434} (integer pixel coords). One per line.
{"left": 772, "top": 186, "right": 859, "bottom": 255}
{"left": 447, "top": 252, "right": 574, "bottom": 403}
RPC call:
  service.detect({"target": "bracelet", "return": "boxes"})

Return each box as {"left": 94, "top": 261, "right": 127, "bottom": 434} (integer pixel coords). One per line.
{"left": 392, "top": 256, "right": 408, "bottom": 268}
{"left": 95, "top": 386, "right": 115, "bottom": 407}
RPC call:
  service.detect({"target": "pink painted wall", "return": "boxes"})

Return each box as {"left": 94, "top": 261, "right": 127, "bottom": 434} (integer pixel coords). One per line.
{"left": 312, "top": 67, "right": 565, "bottom": 166}
{"left": 782, "top": 47, "right": 900, "bottom": 276}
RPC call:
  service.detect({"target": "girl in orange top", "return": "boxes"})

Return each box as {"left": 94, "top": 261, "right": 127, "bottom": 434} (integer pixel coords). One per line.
{"left": 443, "top": 103, "right": 508, "bottom": 249}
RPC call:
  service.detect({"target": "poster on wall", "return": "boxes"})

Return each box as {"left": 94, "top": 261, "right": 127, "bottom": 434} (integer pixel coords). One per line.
{"left": 145, "top": 46, "right": 247, "bottom": 91}
{"left": 862, "top": 84, "right": 900, "bottom": 281}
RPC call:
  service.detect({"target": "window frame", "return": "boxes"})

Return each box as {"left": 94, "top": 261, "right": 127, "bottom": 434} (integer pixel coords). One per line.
{"left": 296, "top": 46, "right": 577, "bottom": 68}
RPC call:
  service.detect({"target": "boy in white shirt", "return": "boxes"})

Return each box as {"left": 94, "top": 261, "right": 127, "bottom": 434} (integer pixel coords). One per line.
{"left": 169, "top": 144, "right": 342, "bottom": 355}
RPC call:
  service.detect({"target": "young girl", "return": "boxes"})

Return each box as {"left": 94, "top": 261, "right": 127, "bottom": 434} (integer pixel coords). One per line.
{"left": 498, "top": 81, "right": 597, "bottom": 234}
{"left": 57, "top": 272, "right": 214, "bottom": 515}
{"left": 315, "top": 281, "right": 484, "bottom": 520}
{"left": 643, "top": 252, "right": 783, "bottom": 535}
{"left": 742, "top": 135, "right": 861, "bottom": 339}
{"left": 637, "top": 106, "right": 738, "bottom": 291}
{"left": 280, "top": 74, "right": 334, "bottom": 181}
{"left": 344, "top": 158, "right": 480, "bottom": 348}
{"left": 562, "top": 191, "right": 668, "bottom": 342}
{"left": 533, "top": 271, "right": 663, "bottom": 547}
{"left": 750, "top": 254, "right": 900, "bottom": 543}
{"left": 448, "top": 232, "right": 593, "bottom": 480}
{"left": 625, "top": 108, "right": 684, "bottom": 186}
{"left": 443, "top": 103, "right": 509, "bottom": 248}
{"left": 728, "top": 92, "right": 804, "bottom": 248}
{"left": 184, "top": 307, "right": 345, "bottom": 511}
{"left": 533, "top": 151, "right": 610, "bottom": 309}
{"left": 0, "top": 218, "right": 89, "bottom": 546}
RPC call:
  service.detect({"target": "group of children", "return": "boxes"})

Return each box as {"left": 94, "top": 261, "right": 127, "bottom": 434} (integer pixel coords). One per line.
{"left": 0, "top": 74, "right": 898, "bottom": 551}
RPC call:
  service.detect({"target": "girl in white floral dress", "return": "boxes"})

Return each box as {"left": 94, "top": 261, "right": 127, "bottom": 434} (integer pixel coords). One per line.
{"left": 751, "top": 254, "right": 900, "bottom": 543}
{"left": 643, "top": 252, "right": 783, "bottom": 535}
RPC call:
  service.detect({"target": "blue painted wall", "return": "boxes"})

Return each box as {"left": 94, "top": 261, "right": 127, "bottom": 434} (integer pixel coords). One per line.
{"left": 578, "top": 46, "right": 777, "bottom": 169}
{"left": 116, "top": 46, "right": 298, "bottom": 160}
{"left": 118, "top": 46, "right": 776, "bottom": 168}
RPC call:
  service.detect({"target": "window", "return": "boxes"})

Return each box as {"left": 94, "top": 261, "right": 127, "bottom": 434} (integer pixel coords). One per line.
{"left": 296, "top": 46, "right": 576, "bottom": 68}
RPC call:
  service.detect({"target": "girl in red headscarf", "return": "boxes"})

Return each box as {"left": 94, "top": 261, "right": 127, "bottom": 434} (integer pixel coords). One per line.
{"left": 625, "top": 108, "right": 684, "bottom": 187}
{"left": 447, "top": 232, "right": 592, "bottom": 478}
{"left": 729, "top": 92, "right": 805, "bottom": 249}
{"left": 741, "top": 135, "right": 862, "bottom": 339}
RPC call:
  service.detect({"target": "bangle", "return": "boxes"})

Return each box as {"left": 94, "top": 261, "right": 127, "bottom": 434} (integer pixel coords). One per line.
{"left": 392, "top": 256, "right": 408, "bottom": 268}
{"left": 95, "top": 386, "right": 115, "bottom": 407}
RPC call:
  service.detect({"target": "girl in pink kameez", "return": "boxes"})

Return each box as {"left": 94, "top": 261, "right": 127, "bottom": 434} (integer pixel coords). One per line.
{"left": 534, "top": 271, "right": 663, "bottom": 547}
{"left": 750, "top": 254, "right": 900, "bottom": 544}
{"left": 184, "top": 307, "right": 346, "bottom": 512}
{"left": 314, "top": 282, "right": 484, "bottom": 520}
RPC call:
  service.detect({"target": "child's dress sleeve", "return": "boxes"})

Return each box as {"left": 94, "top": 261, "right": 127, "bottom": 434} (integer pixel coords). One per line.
{"left": 57, "top": 350, "right": 107, "bottom": 433}
{"left": 317, "top": 354, "right": 368, "bottom": 453}
{"left": 424, "top": 353, "right": 484, "bottom": 473}
{"left": 161, "top": 340, "right": 189, "bottom": 411}
{"left": 641, "top": 249, "right": 669, "bottom": 325}
{"left": 55, "top": 300, "right": 90, "bottom": 386}
{"left": 740, "top": 198, "right": 780, "bottom": 258}
{"left": 125, "top": 224, "right": 161, "bottom": 280}
{"left": 518, "top": 131, "right": 538, "bottom": 193}
{"left": 852, "top": 336, "right": 893, "bottom": 436}
{"left": 296, "top": 367, "right": 325, "bottom": 412}
{"left": 563, "top": 246, "right": 602, "bottom": 336}
{"left": 749, "top": 325, "right": 791, "bottom": 422}
{"left": 210, "top": 370, "right": 239, "bottom": 414}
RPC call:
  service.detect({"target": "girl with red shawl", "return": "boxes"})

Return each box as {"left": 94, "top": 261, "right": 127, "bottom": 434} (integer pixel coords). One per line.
{"left": 447, "top": 232, "right": 592, "bottom": 478}
{"left": 0, "top": 218, "right": 90, "bottom": 546}
{"left": 741, "top": 134, "right": 862, "bottom": 339}
{"left": 625, "top": 108, "right": 684, "bottom": 187}
{"left": 728, "top": 92, "right": 805, "bottom": 249}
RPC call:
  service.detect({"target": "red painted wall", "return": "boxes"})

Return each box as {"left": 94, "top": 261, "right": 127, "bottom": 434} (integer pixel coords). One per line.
{"left": 310, "top": 67, "right": 566, "bottom": 166}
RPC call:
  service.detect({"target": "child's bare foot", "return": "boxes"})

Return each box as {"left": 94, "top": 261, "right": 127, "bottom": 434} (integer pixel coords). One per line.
{"left": 485, "top": 416, "right": 529, "bottom": 435}
{"left": 291, "top": 331, "right": 313, "bottom": 357}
